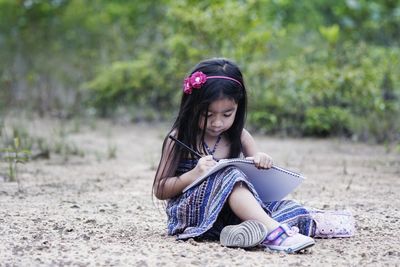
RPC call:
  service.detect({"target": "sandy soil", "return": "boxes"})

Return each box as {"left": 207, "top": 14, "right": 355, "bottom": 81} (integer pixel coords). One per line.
{"left": 0, "top": 118, "right": 399, "bottom": 266}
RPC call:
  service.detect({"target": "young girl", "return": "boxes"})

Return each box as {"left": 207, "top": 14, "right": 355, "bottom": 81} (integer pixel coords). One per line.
{"left": 153, "top": 58, "right": 354, "bottom": 253}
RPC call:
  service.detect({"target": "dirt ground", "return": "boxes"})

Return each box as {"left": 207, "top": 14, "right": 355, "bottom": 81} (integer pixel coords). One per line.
{"left": 0, "top": 118, "right": 399, "bottom": 266}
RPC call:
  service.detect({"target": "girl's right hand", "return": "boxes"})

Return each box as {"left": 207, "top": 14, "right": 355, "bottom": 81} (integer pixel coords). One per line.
{"left": 194, "top": 155, "right": 217, "bottom": 176}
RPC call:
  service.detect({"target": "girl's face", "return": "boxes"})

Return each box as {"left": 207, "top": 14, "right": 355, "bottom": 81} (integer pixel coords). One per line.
{"left": 199, "top": 98, "right": 238, "bottom": 138}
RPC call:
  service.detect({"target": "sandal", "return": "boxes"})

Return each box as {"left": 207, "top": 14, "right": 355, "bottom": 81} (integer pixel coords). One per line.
{"left": 262, "top": 224, "right": 315, "bottom": 253}
{"left": 310, "top": 209, "right": 356, "bottom": 238}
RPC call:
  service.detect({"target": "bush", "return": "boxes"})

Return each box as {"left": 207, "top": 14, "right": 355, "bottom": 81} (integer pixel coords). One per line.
{"left": 5, "top": 0, "right": 393, "bottom": 143}
{"left": 303, "top": 107, "right": 351, "bottom": 136}
{"left": 247, "top": 42, "right": 400, "bottom": 141}
{"left": 83, "top": 52, "right": 181, "bottom": 119}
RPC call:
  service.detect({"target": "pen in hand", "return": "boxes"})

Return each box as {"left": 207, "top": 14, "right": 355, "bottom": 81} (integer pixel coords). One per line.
{"left": 169, "top": 135, "right": 203, "bottom": 159}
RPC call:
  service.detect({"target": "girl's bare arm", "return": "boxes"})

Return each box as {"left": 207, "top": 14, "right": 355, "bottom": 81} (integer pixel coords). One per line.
{"left": 154, "top": 137, "right": 215, "bottom": 200}
{"left": 241, "top": 129, "right": 273, "bottom": 169}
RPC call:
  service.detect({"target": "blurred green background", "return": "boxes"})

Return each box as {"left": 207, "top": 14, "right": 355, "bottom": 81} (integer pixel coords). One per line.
{"left": 1, "top": 0, "right": 399, "bottom": 143}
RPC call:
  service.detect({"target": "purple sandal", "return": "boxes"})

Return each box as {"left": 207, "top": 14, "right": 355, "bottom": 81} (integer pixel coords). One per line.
{"left": 262, "top": 224, "right": 315, "bottom": 253}
{"left": 310, "top": 210, "right": 356, "bottom": 238}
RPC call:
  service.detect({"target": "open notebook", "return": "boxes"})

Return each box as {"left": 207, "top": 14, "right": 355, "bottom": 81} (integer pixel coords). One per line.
{"left": 183, "top": 158, "right": 305, "bottom": 201}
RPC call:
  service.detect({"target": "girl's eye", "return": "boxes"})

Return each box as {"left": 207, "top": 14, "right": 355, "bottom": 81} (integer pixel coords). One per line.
{"left": 224, "top": 113, "right": 232, "bottom": 117}
{"left": 201, "top": 113, "right": 212, "bottom": 118}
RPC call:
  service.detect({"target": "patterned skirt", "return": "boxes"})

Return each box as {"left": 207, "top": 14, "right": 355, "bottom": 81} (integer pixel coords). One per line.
{"left": 166, "top": 166, "right": 315, "bottom": 240}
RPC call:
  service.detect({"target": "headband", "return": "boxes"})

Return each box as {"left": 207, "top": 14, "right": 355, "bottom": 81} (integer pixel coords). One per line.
{"left": 183, "top": 71, "right": 243, "bottom": 95}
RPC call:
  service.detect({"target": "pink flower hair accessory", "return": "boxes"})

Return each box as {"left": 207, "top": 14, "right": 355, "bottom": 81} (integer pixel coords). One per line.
{"left": 183, "top": 71, "right": 242, "bottom": 95}
{"left": 183, "top": 71, "right": 207, "bottom": 94}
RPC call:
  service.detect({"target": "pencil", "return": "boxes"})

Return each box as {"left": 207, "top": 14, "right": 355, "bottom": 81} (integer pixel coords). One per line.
{"left": 168, "top": 135, "right": 203, "bottom": 159}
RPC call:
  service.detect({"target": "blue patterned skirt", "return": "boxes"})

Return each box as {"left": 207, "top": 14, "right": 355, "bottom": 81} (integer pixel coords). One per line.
{"left": 166, "top": 161, "right": 315, "bottom": 240}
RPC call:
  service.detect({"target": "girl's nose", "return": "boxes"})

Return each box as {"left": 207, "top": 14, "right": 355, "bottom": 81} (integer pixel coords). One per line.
{"left": 211, "top": 118, "right": 223, "bottom": 127}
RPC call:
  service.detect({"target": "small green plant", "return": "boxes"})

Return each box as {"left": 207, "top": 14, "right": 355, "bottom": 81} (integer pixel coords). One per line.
{"left": 107, "top": 143, "right": 117, "bottom": 159}
{"left": 396, "top": 143, "right": 400, "bottom": 154}
{"left": 52, "top": 122, "right": 86, "bottom": 162}
{"left": 0, "top": 137, "right": 30, "bottom": 186}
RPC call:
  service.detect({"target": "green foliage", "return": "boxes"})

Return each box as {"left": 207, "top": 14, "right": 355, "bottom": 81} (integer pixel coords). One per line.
{"left": 319, "top": 24, "right": 340, "bottom": 46}
{"left": 84, "top": 1, "right": 273, "bottom": 118}
{"left": 1, "top": 0, "right": 400, "bottom": 143}
{"left": 248, "top": 42, "right": 400, "bottom": 140}
{"left": 304, "top": 107, "right": 351, "bottom": 136}
{"left": 83, "top": 52, "right": 179, "bottom": 118}
{"left": 0, "top": 134, "right": 31, "bottom": 183}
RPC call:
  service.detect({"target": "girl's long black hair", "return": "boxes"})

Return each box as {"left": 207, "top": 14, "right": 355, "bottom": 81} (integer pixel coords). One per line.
{"left": 153, "top": 58, "right": 247, "bottom": 198}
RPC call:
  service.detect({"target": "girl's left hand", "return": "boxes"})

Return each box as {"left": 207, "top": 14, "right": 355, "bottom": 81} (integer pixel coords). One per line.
{"left": 246, "top": 152, "right": 273, "bottom": 169}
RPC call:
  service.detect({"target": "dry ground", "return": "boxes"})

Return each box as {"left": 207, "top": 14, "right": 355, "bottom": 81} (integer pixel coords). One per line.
{"left": 0, "top": 118, "right": 399, "bottom": 266}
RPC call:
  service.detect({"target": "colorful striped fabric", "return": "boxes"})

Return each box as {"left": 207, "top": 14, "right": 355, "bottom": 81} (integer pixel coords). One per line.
{"left": 166, "top": 159, "right": 315, "bottom": 240}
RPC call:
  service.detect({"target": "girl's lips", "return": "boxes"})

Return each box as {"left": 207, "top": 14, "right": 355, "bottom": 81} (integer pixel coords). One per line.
{"left": 208, "top": 129, "right": 223, "bottom": 135}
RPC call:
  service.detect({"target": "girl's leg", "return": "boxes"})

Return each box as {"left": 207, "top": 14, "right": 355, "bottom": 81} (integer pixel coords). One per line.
{"left": 222, "top": 181, "right": 315, "bottom": 253}
{"left": 227, "top": 182, "right": 280, "bottom": 232}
